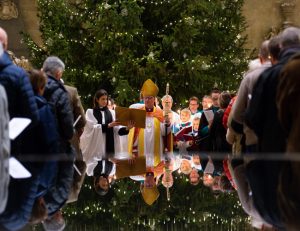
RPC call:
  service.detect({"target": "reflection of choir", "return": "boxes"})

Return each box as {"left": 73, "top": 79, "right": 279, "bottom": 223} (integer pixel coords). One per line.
{"left": 2, "top": 25, "right": 300, "bottom": 231}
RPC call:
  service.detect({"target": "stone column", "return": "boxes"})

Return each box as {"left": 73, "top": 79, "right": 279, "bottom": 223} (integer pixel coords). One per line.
{"left": 0, "top": 0, "right": 18, "bottom": 20}
{"left": 279, "top": 0, "right": 296, "bottom": 28}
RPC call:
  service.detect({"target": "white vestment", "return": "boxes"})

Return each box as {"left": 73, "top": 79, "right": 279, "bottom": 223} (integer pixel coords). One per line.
{"left": 80, "top": 108, "right": 128, "bottom": 165}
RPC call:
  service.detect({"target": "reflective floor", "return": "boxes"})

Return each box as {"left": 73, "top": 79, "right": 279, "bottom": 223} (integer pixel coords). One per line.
{"left": 29, "top": 170, "right": 252, "bottom": 231}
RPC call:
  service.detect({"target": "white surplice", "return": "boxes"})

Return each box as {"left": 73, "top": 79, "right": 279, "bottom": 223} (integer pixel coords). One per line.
{"left": 80, "top": 108, "right": 128, "bottom": 165}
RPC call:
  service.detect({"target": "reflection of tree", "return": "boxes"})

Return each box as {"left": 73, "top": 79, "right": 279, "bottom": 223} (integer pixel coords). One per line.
{"left": 61, "top": 172, "right": 251, "bottom": 230}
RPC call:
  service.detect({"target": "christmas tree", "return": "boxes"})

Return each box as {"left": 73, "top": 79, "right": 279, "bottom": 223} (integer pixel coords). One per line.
{"left": 24, "top": 0, "right": 248, "bottom": 108}
{"left": 24, "top": 1, "right": 251, "bottom": 229}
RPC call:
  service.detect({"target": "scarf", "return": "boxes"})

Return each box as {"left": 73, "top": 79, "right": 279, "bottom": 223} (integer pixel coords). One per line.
{"left": 93, "top": 106, "right": 114, "bottom": 156}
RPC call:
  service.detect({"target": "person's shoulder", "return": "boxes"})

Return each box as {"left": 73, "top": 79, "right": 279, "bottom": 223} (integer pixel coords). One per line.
{"left": 86, "top": 108, "right": 93, "bottom": 115}
{"left": 35, "top": 94, "right": 47, "bottom": 104}
{"left": 0, "top": 58, "right": 28, "bottom": 80}
{"left": 251, "top": 67, "right": 271, "bottom": 91}
{"left": 244, "top": 64, "right": 268, "bottom": 80}
{"left": 7, "top": 64, "right": 27, "bottom": 75}
{"left": 109, "top": 108, "right": 115, "bottom": 116}
{"left": 263, "top": 62, "right": 281, "bottom": 77}
{"left": 255, "top": 63, "right": 281, "bottom": 88}
{"left": 46, "top": 75, "right": 57, "bottom": 88}
{"left": 215, "top": 109, "right": 224, "bottom": 118}
{"left": 172, "top": 110, "right": 180, "bottom": 119}
{"left": 46, "top": 77, "right": 67, "bottom": 94}
{"left": 0, "top": 52, "right": 15, "bottom": 72}
{"left": 64, "top": 84, "right": 77, "bottom": 94}
{"left": 155, "top": 106, "right": 163, "bottom": 113}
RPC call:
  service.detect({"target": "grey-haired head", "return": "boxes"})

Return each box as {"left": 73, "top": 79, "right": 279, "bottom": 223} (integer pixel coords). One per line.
{"left": 280, "top": 27, "right": 300, "bottom": 49}
{"left": 42, "top": 56, "right": 65, "bottom": 80}
{"left": 161, "top": 94, "right": 173, "bottom": 102}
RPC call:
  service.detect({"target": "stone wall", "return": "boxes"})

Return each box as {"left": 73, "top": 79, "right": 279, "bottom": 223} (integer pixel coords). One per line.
{"left": 0, "top": 0, "right": 41, "bottom": 56}
{"left": 1, "top": 0, "right": 300, "bottom": 56}
{"left": 243, "top": 0, "right": 298, "bottom": 51}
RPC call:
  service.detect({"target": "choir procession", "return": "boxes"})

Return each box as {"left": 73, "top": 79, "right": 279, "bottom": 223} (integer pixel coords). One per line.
{"left": 1, "top": 6, "right": 300, "bottom": 230}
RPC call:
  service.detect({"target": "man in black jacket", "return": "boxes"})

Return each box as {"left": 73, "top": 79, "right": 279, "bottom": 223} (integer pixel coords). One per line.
{"left": 41, "top": 56, "right": 74, "bottom": 229}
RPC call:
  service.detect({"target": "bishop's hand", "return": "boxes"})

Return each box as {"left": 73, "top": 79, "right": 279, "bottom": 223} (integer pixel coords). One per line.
{"left": 126, "top": 120, "right": 135, "bottom": 130}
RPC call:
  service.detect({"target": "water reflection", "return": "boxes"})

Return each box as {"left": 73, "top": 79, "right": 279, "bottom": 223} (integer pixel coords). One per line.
{"left": 35, "top": 153, "right": 252, "bottom": 231}
{"left": 62, "top": 175, "right": 249, "bottom": 231}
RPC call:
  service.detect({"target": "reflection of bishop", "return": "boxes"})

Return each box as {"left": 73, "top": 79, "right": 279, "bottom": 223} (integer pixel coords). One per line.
{"left": 0, "top": 0, "right": 18, "bottom": 20}
{"left": 128, "top": 79, "right": 171, "bottom": 167}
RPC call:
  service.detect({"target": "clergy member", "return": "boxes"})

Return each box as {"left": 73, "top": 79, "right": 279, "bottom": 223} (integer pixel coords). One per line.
{"left": 128, "top": 79, "right": 171, "bottom": 167}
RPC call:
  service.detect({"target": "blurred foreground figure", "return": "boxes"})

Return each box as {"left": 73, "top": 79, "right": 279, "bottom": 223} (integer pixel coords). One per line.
{"left": 0, "top": 83, "right": 9, "bottom": 214}
{"left": 277, "top": 53, "right": 300, "bottom": 231}
{"left": 245, "top": 27, "right": 300, "bottom": 230}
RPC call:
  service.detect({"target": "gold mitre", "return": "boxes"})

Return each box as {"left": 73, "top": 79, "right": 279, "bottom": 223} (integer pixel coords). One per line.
{"left": 141, "top": 79, "right": 159, "bottom": 97}
{"left": 141, "top": 185, "right": 160, "bottom": 206}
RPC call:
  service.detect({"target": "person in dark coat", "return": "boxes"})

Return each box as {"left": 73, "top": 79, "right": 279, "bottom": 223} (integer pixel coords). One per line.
{"left": 0, "top": 70, "right": 59, "bottom": 230}
{"left": 198, "top": 88, "right": 220, "bottom": 152}
{"left": 246, "top": 27, "right": 300, "bottom": 153}
{"left": 276, "top": 53, "right": 300, "bottom": 231}
{"left": 41, "top": 56, "right": 75, "bottom": 227}
{"left": 0, "top": 27, "right": 39, "bottom": 154}
{"left": 245, "top": 26, "right": 300, "bottom": 230}
{"left": 209, "top": 91, "right": 232, "bottom": 154}
{"left": 20, "top": 70, "right": 60, "bottom": 157}
{"left": 277, "top": 53, "right": 300, "bottom": 153}
{"left": 0, "top": 27, "right": 39, "bottom": 231}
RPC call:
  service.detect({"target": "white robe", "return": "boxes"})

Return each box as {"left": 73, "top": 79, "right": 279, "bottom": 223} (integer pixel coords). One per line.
{"left": 129, "top": 104, "right": 171, "bottom": 167}
{"left": 80, "top": 108, "right": 128, "bottom": 165}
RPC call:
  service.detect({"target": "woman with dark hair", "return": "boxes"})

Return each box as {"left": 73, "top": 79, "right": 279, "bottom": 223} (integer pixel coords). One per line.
{"left": 80, "top": 89, "right": 133, "bottom": 196}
